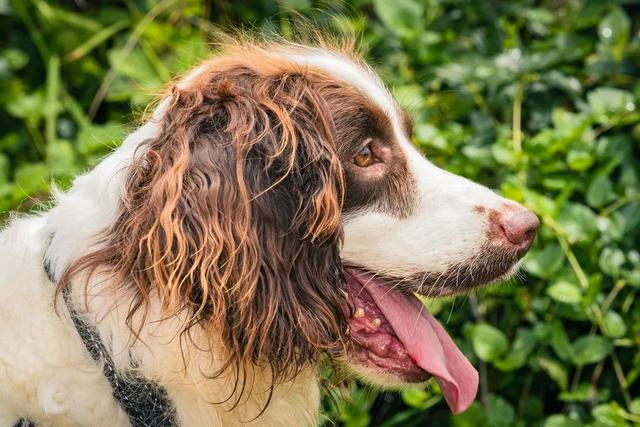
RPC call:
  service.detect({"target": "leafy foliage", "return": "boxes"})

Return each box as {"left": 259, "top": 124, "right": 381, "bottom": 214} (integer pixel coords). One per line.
{"left": 1, "top": 0, "right": 639, "bottom": 425}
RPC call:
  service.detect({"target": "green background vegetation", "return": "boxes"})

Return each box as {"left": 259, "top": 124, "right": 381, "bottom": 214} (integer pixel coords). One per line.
{"left": 1, "top": 0, "right": 639, "bottom": 425}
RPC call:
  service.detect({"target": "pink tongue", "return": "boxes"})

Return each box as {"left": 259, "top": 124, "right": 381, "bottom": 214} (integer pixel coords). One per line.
{"left": 365, "top": 279, "right": 478, "bottom": 414}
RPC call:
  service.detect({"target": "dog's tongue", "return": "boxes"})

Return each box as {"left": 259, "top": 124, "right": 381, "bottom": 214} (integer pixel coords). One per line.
{"left": 365, "top": 280, "right": 478, "bottom": 414}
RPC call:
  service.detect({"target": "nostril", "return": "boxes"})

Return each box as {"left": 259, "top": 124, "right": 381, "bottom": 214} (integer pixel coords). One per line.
{"left": 501, "top": 210, "right": 540, "bottom": 247}
{"left": 523, "top": 228, "right": 536, "bottom": 242}
{"left": 497, "top": 222, "right": 509, "bottom": 241}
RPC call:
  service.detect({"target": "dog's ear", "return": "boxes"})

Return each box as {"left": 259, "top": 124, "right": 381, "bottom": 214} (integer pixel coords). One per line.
{"left": 63, "top": 65, "right": 347, "bottom": 393}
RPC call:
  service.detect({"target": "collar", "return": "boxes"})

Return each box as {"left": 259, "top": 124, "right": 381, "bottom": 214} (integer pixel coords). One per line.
{"left": 44, "top": 236, "right": 179, "bottom": 427}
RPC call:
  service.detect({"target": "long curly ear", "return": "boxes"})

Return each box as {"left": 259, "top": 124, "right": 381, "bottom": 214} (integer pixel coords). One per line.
{"left": 60, "top": 62, "right": 347, "bottom": 399}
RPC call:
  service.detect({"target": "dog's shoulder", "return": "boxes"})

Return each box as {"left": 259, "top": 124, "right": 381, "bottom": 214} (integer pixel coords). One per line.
{"left": 0, "top": 214, "right": 48, "bottom": 274}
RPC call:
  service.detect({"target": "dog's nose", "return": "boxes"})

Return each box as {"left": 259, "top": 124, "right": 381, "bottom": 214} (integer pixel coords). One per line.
{"left": 497, "top": 209, "right": 539, "bottom": 251}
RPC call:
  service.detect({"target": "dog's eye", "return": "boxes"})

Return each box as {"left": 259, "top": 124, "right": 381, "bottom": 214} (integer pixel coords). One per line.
{"left": 353, "top": 140, "right": 376, "bottom": 168}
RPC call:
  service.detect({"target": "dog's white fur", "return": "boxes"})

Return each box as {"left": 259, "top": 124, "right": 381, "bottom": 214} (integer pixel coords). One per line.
{"left": 0, "top": 45, "right": 516, "bottom": 426}
{"left": 281, "top": 47, "right": 514, "bottom": 276}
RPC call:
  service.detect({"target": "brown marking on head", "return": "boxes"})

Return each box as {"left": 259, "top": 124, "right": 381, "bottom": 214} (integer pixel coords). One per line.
{"left": 399, "top": 108, "right": 414, "bottom": 139}
{"left": 321, "top": 84, "right": 416, "bottom": 218}
{"left": 473, "top": 205, "right": 486, "bottom": 214}
{"left": 486, "top": 208, "right": 503, "bottom": 240}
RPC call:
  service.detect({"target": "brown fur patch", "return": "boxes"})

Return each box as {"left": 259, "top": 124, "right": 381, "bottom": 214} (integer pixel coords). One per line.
{"left": 473, "top": 205, "right": 486, "bottom": 214}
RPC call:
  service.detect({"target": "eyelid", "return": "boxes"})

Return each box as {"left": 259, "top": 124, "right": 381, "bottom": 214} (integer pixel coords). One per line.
{"left": 359, "top": 137, "right": 374, "bottom": 150}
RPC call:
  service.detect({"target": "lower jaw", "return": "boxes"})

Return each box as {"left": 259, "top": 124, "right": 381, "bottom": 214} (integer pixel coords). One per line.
{"left": 348, "top": 350, "right": 430, "bottom": 383}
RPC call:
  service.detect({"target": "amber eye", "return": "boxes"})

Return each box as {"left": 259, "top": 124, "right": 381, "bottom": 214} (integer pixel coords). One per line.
{"left": 353, "top": 141, "right": 376, "bottom": 167}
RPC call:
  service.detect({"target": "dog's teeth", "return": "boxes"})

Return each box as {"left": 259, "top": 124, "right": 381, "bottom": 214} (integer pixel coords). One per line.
{"left": 354, "top": 308, "right": 365, "bottom": 318}
{"left": 372, "top": 318, "right": 381, "bottom": 327}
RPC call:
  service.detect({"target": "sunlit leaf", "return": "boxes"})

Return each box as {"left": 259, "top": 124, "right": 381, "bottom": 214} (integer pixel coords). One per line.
{"left": 471, "top": 323, "right": 509, "bottom": 362}
{"left": 599, "top": 247, "right": 626, "bottom": 277}
{"left": 14, "top": 163, "right": 50, "bottom": 195}
{"left": 603, "top": 311, "right": 627, "bottom": 338}
{"left": 572, "top": 336, "right": 612, "bottom": 366}
{"left": 543, "top": 414, "right": 582, "bottom": 427}
{"left": 547, "top": 281, "right": 582, "bottom": 304}
{"left": 592, "top": 402, "right": 629, "bottom": 427}
{"left": 588, "top": 87, "right": 635, "bottom": 123}
{"left": 373, "top": 0, "right": 423, "bottom": 38}
{"left": 598, "top": 7, "right": 630, "bottom": 62}
{"left": 538, "top": 356, "right": 569, "bottom": 390}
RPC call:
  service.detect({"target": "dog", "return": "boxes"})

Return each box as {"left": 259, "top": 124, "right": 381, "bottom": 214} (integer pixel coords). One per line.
{"left": 0, "top": 38, "right": 539, "bottom": 426}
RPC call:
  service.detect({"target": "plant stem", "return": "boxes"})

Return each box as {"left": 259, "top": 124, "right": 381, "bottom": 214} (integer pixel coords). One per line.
{"left": 469, "top": 294, "right": 488, "bottom": 407}
{"left": 88, "top": 0, "right": 179, "bottom": 119}
{"left": 512, "top": 83, "right": 524, "bottom": 154}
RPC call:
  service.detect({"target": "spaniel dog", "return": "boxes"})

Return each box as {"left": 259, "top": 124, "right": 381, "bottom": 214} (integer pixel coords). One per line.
{"left": 0, "top": 39, "right": 538, "bottom": 426}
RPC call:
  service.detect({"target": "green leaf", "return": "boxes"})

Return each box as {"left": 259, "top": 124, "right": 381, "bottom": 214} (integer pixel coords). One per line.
{"left": 552, "top": 109, "right": 589, "bottom": 138}
{"left": 107, "top": 46, "right": 163, "bottom": 93}
{"left": 625, "top": 268, "right": 640, "bottom": 288}
{"left": 0, "top": 0, "right": 10, "bottom": 15}
{"left": 394, "top": 85, "right": 425, "bottom": 109}
{"left": 550, "top": 320, "right": 574, "bottom": 361}
{"left": 598, "top": 7, "right": 631, "bottom": 62}
{"left": 557, "top": 203, "right": 597, "bottom": 244}
{"left": 400, "top": 388, "right": 441, "bottom": 410}
{"left": 401, "top": 388, "right": 428, "bottom": 408}
{"left": 537, "top": 356, "right": 569, "bottom": 390}
{"left": 559, "top": 383, "right": 598, "bottom": 402}
{"left": 599, "top": 247, "right": 626, "bottom": 277}
{"left": 592, "top": 402, "right": 629, "bottom": 427}
{"left": 0, "top": 154, "right": 8, "bottom": 183}
{"left": 576, "top": 0, "right": 611, "bottom": 29}
{"left": 544, "top": 414, "right": 582, "bottom": 427}
{"left": 571, "top": 336, "right": 612, "bottom": 366}
{"left": 523, "top": 189, "right": 557, "bottom": 217}
{"left": 47, "top": 140, "right": 76, "bottom": 175}
{"left": 336, "top": 385, "right": 375, "bottom": 427}
{"left": 373, "top": 0, "right": 424, "bottom": 38}
{"left": 587, "top": 175, "right": 616, "bottom": 208}
{"left": 547, "top": 281, "right": 582, "bottom": 304}
{"left": 603, "top": 311, "right": 627, "bottom": 338}
{"left": 471, "top": 323, "right": 509, "bottom": 362}
{"left": 76, "top": 123, "right": 128, "bottom": 157}
{"left": 5, "top": 89, "right": 46, "bottom": 119}
{"left": 415, "top": 123, "right": 448, "bottom": 151}
{"left": 418, "top": 295, "right": 452, "bottom": 316}
{"left": 63, "top": 20, "right": 129, "bottom": 63}
{"left": 452, "top": 402, "right": 484, "bottom": 427}
{"left": 485, "top": 395, "right": 515, "bottom": 427}
{"left": 566, "top": 149, "right": 594, "bottom": 171}
{"left": 14, "top": 163, "right": 50, "bottom": 195}
{"left": 495, "top": 328, "right": 536, "bottom": 371}
{"left": 3, "top": 48, "right": 28, "bottom": 70}
{"left": 588, "top": 87, "right": 634, "bottom": 122}
{"left": 523, "top": 243, "right": 565, "bottom": 278}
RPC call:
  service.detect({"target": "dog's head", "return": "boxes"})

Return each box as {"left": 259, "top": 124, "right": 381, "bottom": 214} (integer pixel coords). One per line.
{"left": 63, "top": 41, "right": 538, "bottom": 413}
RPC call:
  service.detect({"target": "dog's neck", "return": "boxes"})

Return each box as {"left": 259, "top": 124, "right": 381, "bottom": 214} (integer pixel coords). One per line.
{"left": 41, "top": 120, "right": 322, "bottom": 426}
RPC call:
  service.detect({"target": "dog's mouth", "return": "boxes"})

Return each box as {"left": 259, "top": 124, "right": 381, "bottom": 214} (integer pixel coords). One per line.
{"left": 343, "top": 267, "right": 478, "bottom": 414}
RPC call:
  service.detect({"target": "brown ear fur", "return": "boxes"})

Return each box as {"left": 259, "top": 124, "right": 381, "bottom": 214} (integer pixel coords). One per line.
{"left": 59, "top": 56, "right": 348, "bottom": 401}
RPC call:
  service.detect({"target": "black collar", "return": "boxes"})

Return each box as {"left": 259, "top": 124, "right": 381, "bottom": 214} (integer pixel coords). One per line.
{"left": 43, "top": 242, "right": 179, "bottom": 427}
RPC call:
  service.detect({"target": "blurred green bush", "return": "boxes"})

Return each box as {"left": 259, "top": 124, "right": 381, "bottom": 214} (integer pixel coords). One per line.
{"left": 1, "top": 0, "right": 638, "bottom": 426}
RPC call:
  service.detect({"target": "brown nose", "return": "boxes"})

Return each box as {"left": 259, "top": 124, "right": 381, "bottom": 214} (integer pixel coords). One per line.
{"left": 498, "top": 209, "right": 539, "bottom": 250}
